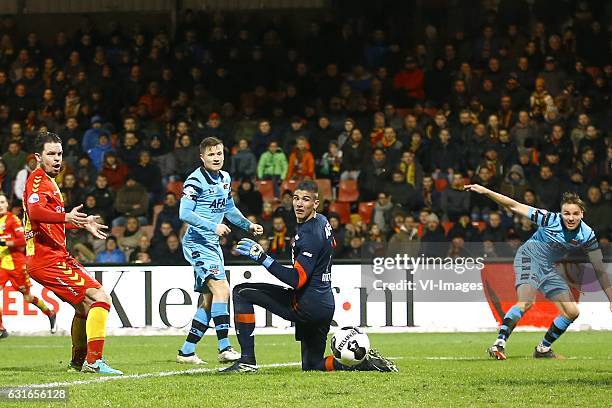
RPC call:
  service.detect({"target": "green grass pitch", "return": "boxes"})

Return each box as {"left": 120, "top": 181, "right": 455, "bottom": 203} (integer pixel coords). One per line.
{"left": 0, "top": 332, "right": 610, "bottom": 407}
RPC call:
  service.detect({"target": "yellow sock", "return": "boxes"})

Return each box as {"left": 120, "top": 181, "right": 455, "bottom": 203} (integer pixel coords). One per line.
{"left": 86, "top": 302, "right": 110, "bottom": 363}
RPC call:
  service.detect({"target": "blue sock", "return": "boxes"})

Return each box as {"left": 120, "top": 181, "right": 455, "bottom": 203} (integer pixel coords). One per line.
{"left": 542, "top": 316, "right": 573, "bottom": 347}
{"left": 233, "top": 287, "right": 256, "bottom": 364}
{"left": 180, "top": 308, "right": 210, "bottom": 355}
{"left": 497, "top": 306, "right": 524, "bottom": 341}
{"left": 211, "top": 302, "right": 231, "bottom": 351}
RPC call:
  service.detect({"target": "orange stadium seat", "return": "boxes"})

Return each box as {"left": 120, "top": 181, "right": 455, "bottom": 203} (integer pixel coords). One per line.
{"left": 315, "top": 179, "right": 333, "bottom": 202}
{"left": 328, "top": 201, "right": 351, "bottom": 224}
{"left": 337, "top": 179, "right": 359, "bottom": 202}
{"left": 358, "top": 201, "right": 376, "bottom": 224}
{"left": 166, "top": 181, "right": 183, "bottom": 198}
{"left": 281, "top": 179, "right": 300, "bottom": 193}
{"left": 442, "top": 221, "right": 454, "bottom": 235}
{"left": 256, "top": 180, "right": 276, "bottom": 201}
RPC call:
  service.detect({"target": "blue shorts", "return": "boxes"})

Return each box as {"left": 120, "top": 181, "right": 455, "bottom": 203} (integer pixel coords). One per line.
{"left": 514, "top": 252, "right": 569, "bottom": 298}
{"left": 182, "top": 242, "right": 226, "bottom": 292}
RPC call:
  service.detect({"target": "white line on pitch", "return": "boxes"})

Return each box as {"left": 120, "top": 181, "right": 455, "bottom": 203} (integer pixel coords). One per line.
{"left": 24, "top": 362, "right": 301, "bottom": 389}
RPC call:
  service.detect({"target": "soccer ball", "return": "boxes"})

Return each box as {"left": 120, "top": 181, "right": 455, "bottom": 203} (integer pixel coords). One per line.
{"left": 330, "top": 326, "right": 370, "bottom": 366}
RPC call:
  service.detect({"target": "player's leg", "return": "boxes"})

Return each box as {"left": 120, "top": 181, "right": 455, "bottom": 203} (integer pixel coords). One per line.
{"left": 488, "top": 283, "right": 537, "bottom": 360}
{"left": 177, "top": 290, "right": 212, "bottom": 364}
{"left": 534, "top": 273, "right": 578, "bottom": 359}
{"left": 223, "top": 282, "right": 299, "bottom": 372}
{"left": 0, "top": 283, "right": 6, "bottom": 338}
{"left": 69, "top": 303, "right": 89, "bottom": 371}
{"left": 207, "top": 277, "right": 240, "bottom": 362}
{"left": 15, "top": 268, "right": 57, "bottom": 333}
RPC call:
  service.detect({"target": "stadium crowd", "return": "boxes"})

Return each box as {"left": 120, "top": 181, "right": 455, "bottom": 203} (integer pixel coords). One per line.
{"left": 0, "top": 2, "right": 610, "bottom": 263}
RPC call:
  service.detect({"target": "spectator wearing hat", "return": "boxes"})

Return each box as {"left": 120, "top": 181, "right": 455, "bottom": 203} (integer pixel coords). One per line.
{"left": 81, "top": 114, "right": 106, "bottom": 153}
{"left": 196, "top": 112, "right": 228, "bottom": 146}
{"left": 538, "top": 56, "right": 567, "bottom": 97}
{"left": 88, "top": 132, "right": 114, "bottom": 171}
{"left": 421, "top": 213, "right": 448, "bottom": 257}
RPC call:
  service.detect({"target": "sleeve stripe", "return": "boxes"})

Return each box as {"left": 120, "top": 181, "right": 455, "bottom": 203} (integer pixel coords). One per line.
{"left": 543, "top": 212, "right": 551, "bottom": 226}
{"left": 295, "top": 260, "right": 308, "bottom": 290}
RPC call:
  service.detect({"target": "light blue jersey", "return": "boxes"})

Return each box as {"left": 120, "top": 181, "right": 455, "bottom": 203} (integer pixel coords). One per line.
{"left": 179, "top": 167, "right": 251, "bottom": 290}
{"left": 514, "top": 206, "right": 599, "bottom": 296}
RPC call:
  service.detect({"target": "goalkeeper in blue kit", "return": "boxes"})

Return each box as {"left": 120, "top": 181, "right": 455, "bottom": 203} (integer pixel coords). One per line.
{"left": 465, "top": 185, "right": 612, "bottom": 359}
{"left": 221, "top": 180, "right": 397, "bottom": 373}
{"left": 176, "top": 137, "right": 263, "bottom": 365}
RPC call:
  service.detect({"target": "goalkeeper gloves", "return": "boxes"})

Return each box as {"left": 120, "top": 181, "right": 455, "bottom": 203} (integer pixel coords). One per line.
{"left": 236, "top": 238, "right": 273, "bottom": 267}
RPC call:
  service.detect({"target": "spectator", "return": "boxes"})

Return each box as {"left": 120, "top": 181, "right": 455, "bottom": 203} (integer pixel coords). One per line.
{"left": 274, "top": 189, "right": 296, "bottom": 232}
{"left": 74, "top": 154, "right": 97, "bottom": 188}
{"left": 154, "top": 192, "right": 181, "bottom": 233}
{"left": 500, "top": 164, "right": 530, "bottom": 202}
{"left": 447, "top": 213, "right": 480, "bottom": 242}
{"left": 151, "top": 220, "right": 175, "bottom": 254}
{"left": 95, "top": 236, "right": 126, "bottom": 264}
{"left": 60, "top": 173, "right": 85, "bottom": 212}
{"left": 88, "top": 174, "right": 114, "bottom": 223}
{"left": 81, "top": 114, "right": 107, "bottom": 153}
{"left": 2, "top": 140, "right": 26, "bottom": 180}
{"left": 285, "top": 136, "right": 315, "bottom": 181}
{"left": 252, "top": 119, "right": 276, "bottom": 158}
{"left": 231, "top": 138, "right": 257, "bottom": 181}
{"left": 88, "top": 132, "right": 114, "bottom": 172}
{"left": 128, "top": 234, "right": 152, "bottom": 263}
{"left": 14, "top": 153, "right": 37, "bottom": 201}
{"left": 318, "top": 140, "right": 343, "bottom": 184}
{"left": 421, "top": 213, "right": 448, "bottom": 257}
{"left": 0, "top": 161, "right": 12, "bottom": 198}
{"left": 130, "top": 150, "right": 162, "bottom": 202}
{"left": 113, "top": 175, "right": 149, "bottom": 227}
{"left": 441, "top": 173, "right": 470, "bottom": 221}
{"left": 341, "top": 129, "right": 368, "bottom": 180}
{"left": 386, "top": 170, "right": 418, "bottom": 211}
{"left": 398, "top": 151, "right": 424, "bottom": 189}
{"left": 238, "top": 179, "right": 262, "bottom": 216}
{"left": 99, "top": 152, "right": 129, "bottom": 191}
{"left": 416, "top": 175, "right": 442, "bottom": 214}
{"left": 583, "top": 186, "right": 611, "bottom": 239}
{"left": 359, "top": 148, "right": 390, "bottom": 201}
{"left": 393, "top": 56, "right": 425, "bottom": 106}
{"left": 268, "top": 216, "right": 291, "bottom": 260}
{"left": 153, "top": 234, "right": 187, "bottom": 265}
{"left": 372, "top": 192, "right": 394, "bottom": 235}
{"left": 173, "top": 134, "right": 199, "bottom": 180}
{"left": 531, "top": 164, "right": 562, "bottom": 211}
{"left": 117, "top": 216, "right": 144, "bottom": 257}
{"left": 377, "top": 127, "right": 403, "bottom": 167}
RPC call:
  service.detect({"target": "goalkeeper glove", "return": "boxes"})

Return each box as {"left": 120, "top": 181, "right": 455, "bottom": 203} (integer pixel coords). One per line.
{"left": 236, "top": 238, "right": 273, "bottom": 267}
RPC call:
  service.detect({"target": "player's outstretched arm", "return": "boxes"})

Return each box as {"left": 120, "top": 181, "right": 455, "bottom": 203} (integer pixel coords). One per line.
{"left": 587, "top": 249, "right": 612, "bottom": 311}
{"left": 464, "top": 183, "right": 530, "bottom": 218}
{"left": 236, "top": 238, "right": 310, "bottom": 289}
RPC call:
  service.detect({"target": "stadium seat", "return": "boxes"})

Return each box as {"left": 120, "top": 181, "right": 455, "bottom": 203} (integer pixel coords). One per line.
{"left": 434, "top": 178, "right": 448, "bottom": 192}
{"left": 315, "top": 179, "right": 333, "bottom": 202}
{"left": 256, "top": 180, "right": 276, "bottom": 201}
{"left": 442, "top": 221, "right": 454, "bottom": 235}
{"left": 328, "top": 201, "right": 351, "bottom": 224}
{"left": 337, "top": 179, "right": 359, "bottom": 202}
{"left": 281, "top": 179, "right": 300, "bottom": 193}
{"left": 166, "top": 181, "right": 183, "bottom": 198}
{"left": 358, "top": 201, "right": 376, "bottom": 224}
{"left": 473, "top": 221, "right": 486, "bottom": 232}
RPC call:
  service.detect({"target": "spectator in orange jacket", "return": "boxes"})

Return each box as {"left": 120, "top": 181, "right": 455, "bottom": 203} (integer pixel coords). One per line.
{"left": 393, "top": 56, "right": 425, "bottom": 106}
{"left": 285, "top": 136, "right": 315, "bottom": 181}
{"left": 138, "top": 81, "right": 169, "bottom": 120}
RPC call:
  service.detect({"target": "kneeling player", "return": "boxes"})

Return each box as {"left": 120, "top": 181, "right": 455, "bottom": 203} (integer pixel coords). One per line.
{"left": 0, "top": 193, "right": 57, "bottom": 337}
{"left": 464, "top": 184, "right": 612, "bottom": 359}
{"left": 23, "top": 132, "right": 122, "bottom": 375}
{"left": 222, "top": 181, "right": 397, "bottom": 373}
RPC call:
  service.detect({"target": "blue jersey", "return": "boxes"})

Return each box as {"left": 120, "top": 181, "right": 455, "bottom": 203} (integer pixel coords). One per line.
{"left": 180, "top": 167, "right": 251, "bottom": 247}
{"left": 291, "top": 213, "right": 335, "bottom": 310}
{"left": 521, "top": 206, "right": 599, "bottom": 263}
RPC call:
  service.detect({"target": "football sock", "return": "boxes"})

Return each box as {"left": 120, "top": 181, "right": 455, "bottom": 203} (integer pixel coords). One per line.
{"left": 233, "top": 291, "right": 256, "bottom": 364}
{"left": 180, "top": 307, "right": 210, "bottom": 355}
{"left": 540, "top": 315, "right": 573, "bottom": 349}
{"left": 31, "top": 296, "right": 53, "bottom": 316}
{"left": 71, "top": 312, "right": 88, "bottom": 366}
{"left": 86, "top": 301, "right": 110, "bottom": 364}
{"left": 497, "top": 306, "right": 524, "bottom": 341}
{"left": 211, "top": 302, "right": 231, "bottom": 351}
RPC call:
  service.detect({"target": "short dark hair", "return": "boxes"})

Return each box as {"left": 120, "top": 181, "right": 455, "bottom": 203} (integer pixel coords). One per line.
{"left": 296, "top": 180, "right": 318, "bottom": 196}
{"left": 200, "top": 136, "right": 223, "bottom": 153}
{"left": 34, "top": 131, "right": 62, "bottom": 154}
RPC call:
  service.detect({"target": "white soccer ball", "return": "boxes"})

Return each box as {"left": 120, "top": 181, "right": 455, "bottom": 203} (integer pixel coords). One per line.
{"left": 330, "top": 326, "right": 370, "bottom": 366}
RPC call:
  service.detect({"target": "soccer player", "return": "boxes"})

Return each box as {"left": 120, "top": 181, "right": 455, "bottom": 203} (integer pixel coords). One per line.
{"left": 176, "top": 136, "right": 263, "bottom": 365}
{"left": 23, "top": 132, "right": 122, "bottom": 375}
{"left": 0, "top": 193, "right": 57, "bottom": 337}
{"left": 222, "top": 180, "right": 397, "bottom": 373}
{"left": 464, "top": 184, "right": 612, "bottom": 359}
